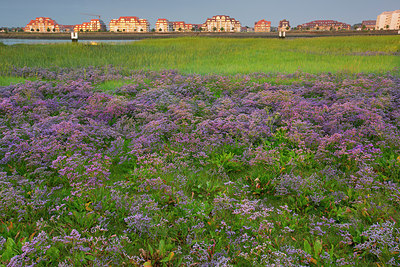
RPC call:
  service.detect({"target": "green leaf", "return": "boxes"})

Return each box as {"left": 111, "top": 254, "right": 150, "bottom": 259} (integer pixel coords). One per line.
{"left": 314, "top": 239, "right": 322, "bottom": 257}
{"left": 46, "top": 246, "right": 60, "bottom": 261}
{"left": 305, "top": 206, "right": 313, "bottom": 213}
{"left": 329, "top": 244, "right": 335, "bottom": 260}
{"left": 148, "top": 244, "right": 154, "bottom": 255}
{"left": 2, "top": 238, "right": 19, "bottom": 261}
{"left": 304, "top": 239, "right": 312, "bottom": 255}
{"left": 160, "top": 251, "right": 175, "bottom": 263}
{"left": 85, "top": 255, "right": 96, "bottom": 261}
{"left": 159, "top": 239, "right": 165, "bottom": 254}
{"left": 5, "top": 238, "right": 16, "bottom": 249}
{"left": 2, "top": 247, "right": 15, "bottom": 261}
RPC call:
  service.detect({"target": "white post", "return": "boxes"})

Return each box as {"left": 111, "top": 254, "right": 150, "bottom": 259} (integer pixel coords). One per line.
{"left": 71, "top": 32, "right": 78, "bottom": 42}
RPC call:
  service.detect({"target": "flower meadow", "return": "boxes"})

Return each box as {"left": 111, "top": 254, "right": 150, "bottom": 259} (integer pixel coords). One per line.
{"left": 0, "top": 66, "right": 400, "bottom": 266}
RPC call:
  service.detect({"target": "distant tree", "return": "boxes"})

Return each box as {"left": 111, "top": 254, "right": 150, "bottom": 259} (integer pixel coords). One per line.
{"left": 362, "top": 24, "right": 366, "bottom": 30}
{"left": 386, "top": 25, "right": 389, "bottom": 29}
{"left": 159, "top": 28, "right": 162, "bottom": 32}
{"left": 316, "top": 27, "right": 319, "bottom": 30}
{"left": 140, "top": 28, "right": 143, "bottom": 32}
{"left": 330, "top": 26, "right": 333, "bottom": 31}
{"left": 117, "top": 29, "right": 120, "bottom": 32}
{"left": 286, "top": 26, "right": 289, "bottom": 30}
{"left": 123, "top": 29, "right": 126, "bottom": 32}
{"left": 199, "top": 27, "right": 203, "bottom": 32}
{"left": 151, "top": 28, "right": 155, "bottom": 32}
{"left": 47, "top": 28, "right": 50, "bottom": 32}
{"left": 220, "top": 27, "right": 224, "bottom": 31}
{"left": 80, "top": 29, "right": 83, "bottom": 32}
{"left": 178, "top": 27, "right": 182, "bottom": 31}
{"left": 31, "top": 29, "right": 34, "bottom": 32}
{"left": 213, "top": 27, "right": 217, "bottom": 31}
{"left": 53, "top": 28, "right": 56, "bottom": 32}
{"left": 191, "top": 27, "right": 195, "bottom": 31}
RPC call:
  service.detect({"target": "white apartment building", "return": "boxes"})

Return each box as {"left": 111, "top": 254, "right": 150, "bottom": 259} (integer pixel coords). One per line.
{"left": 376, "top": 10, "right": 400, "bottom": 30}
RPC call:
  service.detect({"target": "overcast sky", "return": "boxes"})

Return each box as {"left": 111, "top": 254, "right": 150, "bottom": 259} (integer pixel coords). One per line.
{"left": 1, "top": 0, "right": 399, "bottom": 28}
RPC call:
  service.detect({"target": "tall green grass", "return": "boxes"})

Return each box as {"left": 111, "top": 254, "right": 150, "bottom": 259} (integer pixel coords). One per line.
{"left": 0, "top": 76, "right": 36, "bottom": 86}
{"left": 0, "top": 36, "right": 399, "bottom": 74}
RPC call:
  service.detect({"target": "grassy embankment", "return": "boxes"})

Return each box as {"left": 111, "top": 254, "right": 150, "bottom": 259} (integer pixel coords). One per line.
{"left": 0, "top": 36, "right": 399, "bottom": 80}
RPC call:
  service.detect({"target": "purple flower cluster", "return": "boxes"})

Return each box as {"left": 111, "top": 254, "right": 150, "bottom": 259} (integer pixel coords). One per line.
{"left": 0, "top": 66, "right": 400, "bottom": 265}
{"left": 356, "top": 221, "right": 400, "bottom": 264}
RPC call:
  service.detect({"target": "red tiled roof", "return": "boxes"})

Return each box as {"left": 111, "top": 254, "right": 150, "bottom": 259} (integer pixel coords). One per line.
{"left": 255, "top": 19, "right": 271, "bottom": 26}
{"left": 203, "top": 15, "right": 240, "bottom": 25}
{"left": 119, "top": 16, "right": 139, "bottom": 19}
{"left": 298, "top": 20, "right": 350, "bottom": 28}
{"left": 25, "top": 17, "right": 60, "bottom": 28}
{"left": 362, "top": 20, "right": 376, "bottom": 25}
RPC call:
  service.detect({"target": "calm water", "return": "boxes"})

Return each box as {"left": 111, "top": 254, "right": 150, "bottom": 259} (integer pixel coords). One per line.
{"left": 0, "top": 39, "right": 139, "bottom": 45}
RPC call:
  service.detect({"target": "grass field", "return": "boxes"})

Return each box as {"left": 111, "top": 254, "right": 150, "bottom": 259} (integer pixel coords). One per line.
{"left": 0, "top": 37, "right": 400, "bottom": 266}
{"left": 0, "top": 36, "right": 399, "bottom": 75}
